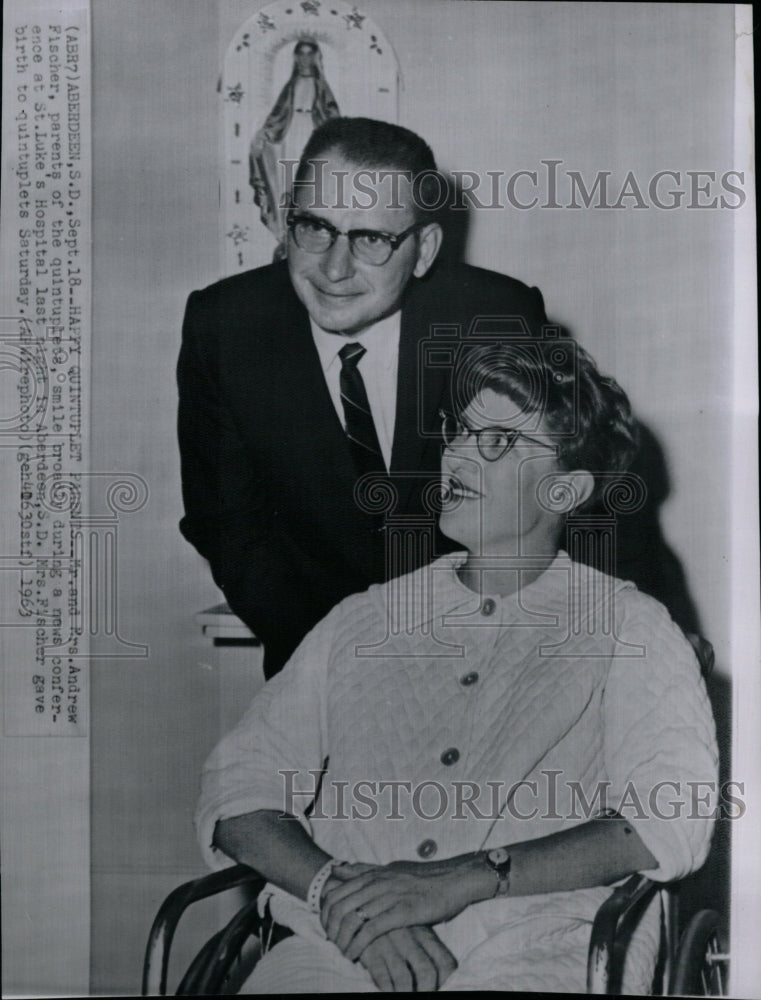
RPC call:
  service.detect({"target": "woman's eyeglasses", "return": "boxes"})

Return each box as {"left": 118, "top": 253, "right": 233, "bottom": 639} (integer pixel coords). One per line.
{"left": 440, "top": 410, "right": 557, "bottom": 462}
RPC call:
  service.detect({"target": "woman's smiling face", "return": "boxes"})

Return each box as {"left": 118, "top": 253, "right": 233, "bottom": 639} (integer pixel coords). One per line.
{"left": 439, "top": 389, "right": 562, "bottom": 556}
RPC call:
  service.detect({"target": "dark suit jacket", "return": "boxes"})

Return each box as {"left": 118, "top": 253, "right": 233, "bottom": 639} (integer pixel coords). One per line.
{"left": 178, "top": 259, "right": 548, "bottom": 675}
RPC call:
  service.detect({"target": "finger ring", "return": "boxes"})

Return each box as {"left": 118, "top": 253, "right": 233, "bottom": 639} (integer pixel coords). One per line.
{"left": 355, "top": 908, "right": 369, "bottom": 922}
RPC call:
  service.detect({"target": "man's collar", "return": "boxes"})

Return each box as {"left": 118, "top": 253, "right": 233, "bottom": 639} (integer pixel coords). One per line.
{"left": 310, "top": 311, "right": 402, "bottom": 372}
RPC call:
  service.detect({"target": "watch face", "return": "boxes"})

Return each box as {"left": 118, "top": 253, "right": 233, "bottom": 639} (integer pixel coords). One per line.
{"left": 488, "top": 847, "right": 509, "bottom": 867}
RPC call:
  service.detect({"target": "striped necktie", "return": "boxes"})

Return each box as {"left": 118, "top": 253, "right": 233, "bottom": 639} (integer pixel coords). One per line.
{"left": 338, "top": 342, "right": 386, "bottom": 476}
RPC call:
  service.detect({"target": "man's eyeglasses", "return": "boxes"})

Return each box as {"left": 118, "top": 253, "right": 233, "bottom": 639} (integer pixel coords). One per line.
{"left": 440, "top": 410, "right": 557, "bottom": 462}
{"left": 287, "top": 213, "right": 423, "bottom": 266}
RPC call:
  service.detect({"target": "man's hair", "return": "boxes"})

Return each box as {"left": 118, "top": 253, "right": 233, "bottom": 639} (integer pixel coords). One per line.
{"left": 294, "top": 117, "right": 444, "bottom": 219}
{"left": 457, "top": 340, "right": 639, "bottom": 511}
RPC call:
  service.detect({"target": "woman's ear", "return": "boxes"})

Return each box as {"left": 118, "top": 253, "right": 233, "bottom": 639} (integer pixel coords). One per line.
{"left": 564, "top": 471, "right": 595, "bottom": 512}
{"left": 537, "top": 470, "right": 595, "bottom": 514}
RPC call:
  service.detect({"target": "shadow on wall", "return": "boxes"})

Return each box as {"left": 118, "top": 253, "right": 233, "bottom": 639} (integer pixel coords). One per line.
{"left": 596, "top": 420, "right": 701, "bottom": 637}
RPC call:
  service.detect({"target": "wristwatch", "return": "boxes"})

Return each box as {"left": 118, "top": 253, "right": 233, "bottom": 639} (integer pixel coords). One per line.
{"left": 484, "top": 847, "right": 511, "bottom": 897}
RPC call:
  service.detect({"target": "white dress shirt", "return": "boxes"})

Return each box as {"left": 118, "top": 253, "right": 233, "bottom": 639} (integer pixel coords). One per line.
{"left": 310, "top": 312, "right": 401, "bottom": 471}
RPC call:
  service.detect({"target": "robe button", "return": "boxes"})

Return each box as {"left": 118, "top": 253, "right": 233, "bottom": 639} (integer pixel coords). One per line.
{"left": 460, "top": 672, "right": 479, "bottom": 686}
{"left": 417, "top": 839, "right": 437, "bottom": 859}
{"left": 440, "top": 747, "right": 460, "bottom": 766}
{"left": 481, "top": 598, "right": 496, "bottom": 616}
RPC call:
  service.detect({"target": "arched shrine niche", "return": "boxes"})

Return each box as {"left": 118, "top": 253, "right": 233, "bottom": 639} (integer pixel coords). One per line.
{"left": 221, "top": 1, "right": 401, "bottom": 272}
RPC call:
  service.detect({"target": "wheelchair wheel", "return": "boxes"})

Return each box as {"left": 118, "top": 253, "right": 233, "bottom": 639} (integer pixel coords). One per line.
{"left": 670, "top": 909, "right": 727, "bottom": 996}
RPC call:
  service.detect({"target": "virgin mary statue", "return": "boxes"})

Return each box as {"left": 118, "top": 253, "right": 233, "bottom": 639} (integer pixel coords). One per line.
{"left": 249, "top": 40, "right": 340, "bottom": 257}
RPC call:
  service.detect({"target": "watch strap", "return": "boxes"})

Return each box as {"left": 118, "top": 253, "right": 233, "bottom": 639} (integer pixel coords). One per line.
{"left": 484, "top": 847, "right": 511, "bottom": 897}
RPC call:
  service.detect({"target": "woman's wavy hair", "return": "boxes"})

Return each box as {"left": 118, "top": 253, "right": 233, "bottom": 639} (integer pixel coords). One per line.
{"left": 455, "top": 339, "right": 639, "bottom": 512}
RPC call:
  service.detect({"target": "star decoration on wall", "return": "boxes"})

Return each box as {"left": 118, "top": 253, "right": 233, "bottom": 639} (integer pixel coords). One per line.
{"left": 343, "top": 6, "right": 365, "bottom": 29}
{"left": 257, "top": 13, "right": 276, "bottom": 32}
{"left": 226, "top": 223, "right": 250, "bottom": 246}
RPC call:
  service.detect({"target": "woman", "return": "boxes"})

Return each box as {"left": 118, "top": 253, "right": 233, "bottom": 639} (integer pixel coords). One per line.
{"left": 196, "top": 339, "right": 718, "bottom": 992}
{"left": 249, "top": 39, "right": 340, "bottom": 255}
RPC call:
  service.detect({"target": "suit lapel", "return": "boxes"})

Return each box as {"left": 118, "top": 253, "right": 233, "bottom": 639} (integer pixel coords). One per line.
{"left": 267, "top": 283, "right": 359, "bottom": 485}
{"left": 391, "top": 280, "right": 450, "bottom": 510}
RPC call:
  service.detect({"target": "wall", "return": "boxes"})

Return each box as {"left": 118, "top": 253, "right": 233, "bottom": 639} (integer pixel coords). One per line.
{"left": 89, "top": 1, "right": 228, "bottom": 989}
{"left": 85, "top": 1, "right": 748, "bottom": 993}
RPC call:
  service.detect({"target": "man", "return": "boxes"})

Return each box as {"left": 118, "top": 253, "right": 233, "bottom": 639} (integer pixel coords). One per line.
{"left": 178, "top": 117, "right": 547, "bottom": 676}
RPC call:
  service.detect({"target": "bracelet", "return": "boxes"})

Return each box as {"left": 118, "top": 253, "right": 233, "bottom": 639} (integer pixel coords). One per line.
{"left": 307, "top": 858, "right": 340, "bottom": 914}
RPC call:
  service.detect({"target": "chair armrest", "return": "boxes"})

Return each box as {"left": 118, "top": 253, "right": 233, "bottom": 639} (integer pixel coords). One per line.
{"left": 142, "top": 864, "right": 265, "bottom": 996}
{"left": 587, "top": 874, "right": 659, "bottom": 993}
{"left": 182, "top": 894, "right": 264, "bottom": 995}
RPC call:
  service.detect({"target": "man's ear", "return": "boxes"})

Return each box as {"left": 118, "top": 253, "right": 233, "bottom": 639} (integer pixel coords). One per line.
{"left": 540, "top": 470, "right": 595, "bottom": 514}
{"left": 413, "top": 222, "right": 443, "bottom": 278}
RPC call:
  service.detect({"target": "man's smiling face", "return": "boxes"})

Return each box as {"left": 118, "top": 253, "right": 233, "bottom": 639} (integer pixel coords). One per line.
{"left": 287, "top": 151, "right": 440, "bottom": 336}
